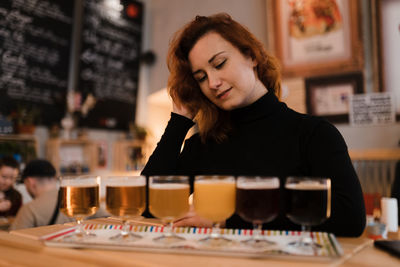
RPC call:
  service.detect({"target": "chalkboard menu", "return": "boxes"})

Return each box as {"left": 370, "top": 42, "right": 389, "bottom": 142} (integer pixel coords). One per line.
{"left": 0, "top": 0, "right": 73, "bottom": 126}
{"left": 77, "top": 0, "right": 143, "bottom": 130}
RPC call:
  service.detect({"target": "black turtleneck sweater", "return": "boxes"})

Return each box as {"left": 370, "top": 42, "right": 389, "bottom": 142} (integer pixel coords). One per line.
{"left": 142, "top": 91, "right": 366, "bottom": 237}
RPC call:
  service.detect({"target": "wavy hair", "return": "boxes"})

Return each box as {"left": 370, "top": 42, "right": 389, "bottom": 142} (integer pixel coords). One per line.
{"left": 167, "top": 13, "right": 281, "bottom": 143}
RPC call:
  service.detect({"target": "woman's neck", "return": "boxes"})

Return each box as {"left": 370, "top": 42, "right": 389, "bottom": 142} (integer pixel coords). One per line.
{"left": 242, "top": 79, "right": 268, "bottom": 108}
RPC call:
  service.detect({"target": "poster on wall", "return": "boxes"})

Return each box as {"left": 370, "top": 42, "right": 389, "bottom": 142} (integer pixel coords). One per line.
{"left": 305, "top": 72, "right": 363, "bottom": 123}
{"left": 0, "top": 0, "right": 73, "bottom": 128}
{"left": 273, "top": 0, "right": 363, "bottom": 77}
{"left": 76, "top": 0, "right": 144, "bottom": 130}
{"left": 379, "top": 0, "right": 400, "bottom": 114}
{"left": 349, "top": 93, "right": 395, "bottom": 126}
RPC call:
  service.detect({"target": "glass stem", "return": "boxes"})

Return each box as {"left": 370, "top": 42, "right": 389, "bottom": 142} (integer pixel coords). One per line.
{"left": 76, "top": 217, "right": 84, "bottom": 236}
{"left": 253, "top": 223, "right": 262, "bottom": 241}
{"left": 210, "top": 222, "right": 221, "bottom": 239}
{"left": 121, "top": 219, "right": 130, "bottom": 236}
{"left": 165, "top": 221, "right": 174, "bottom": 237}
{"left": 301, "top": 225, "right": 312, "bottom": 245}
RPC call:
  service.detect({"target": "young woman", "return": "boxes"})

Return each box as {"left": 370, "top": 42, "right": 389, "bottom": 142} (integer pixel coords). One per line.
{"left": 142, "top": 13, "right": 365, "bottom": 237}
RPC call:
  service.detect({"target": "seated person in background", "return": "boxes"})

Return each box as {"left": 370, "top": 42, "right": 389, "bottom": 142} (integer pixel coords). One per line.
{"left": 11, "top": 159, "right": 109, "bottom": 230}
{"left": 11, "top": 159, "right": 74, "bottom": 229}
{"left": 141, "top": 13, "right": 366, "bottom": 237}
{"left": 0, "top": 156, "right": 22, "bottom": 217}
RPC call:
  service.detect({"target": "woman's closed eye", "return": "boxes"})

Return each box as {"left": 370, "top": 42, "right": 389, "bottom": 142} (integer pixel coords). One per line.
{"left": 196, "top": 74, "right": 207, "bottom": 83}
{"left": 214, "top": 59, "right": 226, "bottom": 69}
{"left": 194, "top": 59, "right": 227, "bottom": 83}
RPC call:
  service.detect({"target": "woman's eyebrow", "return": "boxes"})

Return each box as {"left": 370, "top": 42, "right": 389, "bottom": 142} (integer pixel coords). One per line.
{"left": 208, "top": 51, "right": 225, "bottom": 64}
{"left": 192, "top": 51, "right": 226, "bottom": 75}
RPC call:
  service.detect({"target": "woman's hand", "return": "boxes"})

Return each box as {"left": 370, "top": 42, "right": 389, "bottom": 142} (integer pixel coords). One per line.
{"left": 172, "top": 100, "right": 196, "bottom": 120}
{"left": 173, "top": 205, "right": 213, "bottom": 228}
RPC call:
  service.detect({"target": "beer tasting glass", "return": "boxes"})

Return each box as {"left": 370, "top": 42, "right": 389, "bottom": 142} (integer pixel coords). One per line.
{"left": 194, "top": 175, "right": 236, "bottom": 246}
{"left": 105, "top": 175, "right": 146, "bottom": 241}
{"left": 59, "top": 175, "right": 100, "bottom": 240}
{"left": 236, "top": 176, "right": 280, "bottom": 248}
{"left": 149, "top": 175, "right": 190, "bottom": 244}
{"left": 285, "top": 177, "right": 331, "bottom": 251}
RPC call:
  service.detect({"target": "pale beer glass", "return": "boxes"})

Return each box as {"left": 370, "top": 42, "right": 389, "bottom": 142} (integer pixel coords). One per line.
{"left": 105, "top": 175, "right": 146, "bottom": 241}
{"left": 285, "top": 177, "right": 331, "bottom": 252}
{"left": 59, "top": 175, "right": 100, "bottom": 240}
{"left": 194, "top": 175, "right": 236, "bottom": 246}
{"left": 149, "top": 176, "right": 190, "bottom": 244}
{"left": 236, "top": 176, "right": 280, "bottom": 248}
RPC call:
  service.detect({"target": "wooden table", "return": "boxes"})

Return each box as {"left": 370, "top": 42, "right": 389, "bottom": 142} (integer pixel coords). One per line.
{"left": 0, "top": 219, "right": 399, "bottom": 267}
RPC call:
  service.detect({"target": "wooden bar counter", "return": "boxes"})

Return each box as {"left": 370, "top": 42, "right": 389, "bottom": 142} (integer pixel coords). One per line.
{"left": 0, "top": 218, "right": 399, "bottom": 267}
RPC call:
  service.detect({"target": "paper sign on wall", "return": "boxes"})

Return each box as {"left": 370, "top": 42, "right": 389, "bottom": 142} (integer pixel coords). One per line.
{"left": 349, "top": 93, "right": 395, "bottom": 126}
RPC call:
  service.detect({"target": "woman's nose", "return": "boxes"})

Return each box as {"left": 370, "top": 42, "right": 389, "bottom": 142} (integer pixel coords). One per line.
{"left": 208, "top": 72, "right": 222, "bottom": 89}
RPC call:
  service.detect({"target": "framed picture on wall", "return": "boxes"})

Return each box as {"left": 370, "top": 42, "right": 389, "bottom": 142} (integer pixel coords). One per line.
{"left": 375, "top": 0, "right": 400, "bottom": 117}
{"left": 305, "top": 72, "right": 364, "bottom": 123}
{"left": 272, "top": 0, "right": 364, "bottom": 77}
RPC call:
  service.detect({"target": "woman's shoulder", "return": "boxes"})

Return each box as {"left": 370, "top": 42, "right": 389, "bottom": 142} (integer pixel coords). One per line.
{"left": 285, "top": 108, "right": 336, "bottom": 130}
{"left": 184, "top": 132, "right": 201, "bottom": 145}
{"left": 284, "top": 109, "right": 344, "bottom": 141}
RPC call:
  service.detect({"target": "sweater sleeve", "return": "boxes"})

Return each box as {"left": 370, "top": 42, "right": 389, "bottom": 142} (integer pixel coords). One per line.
{"left": 305, "top": 120, "right": 366, "bottom": 237}
{"left": 141, "top": 113, "right": 195, "bottom": 176}
{"left": 10, "top": 203, "right": 35, "bottom": 230}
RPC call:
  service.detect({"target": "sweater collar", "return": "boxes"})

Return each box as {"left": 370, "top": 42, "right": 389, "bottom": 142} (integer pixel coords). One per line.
{"left": 231, "top": 90, "right": 283, "bottom": 123}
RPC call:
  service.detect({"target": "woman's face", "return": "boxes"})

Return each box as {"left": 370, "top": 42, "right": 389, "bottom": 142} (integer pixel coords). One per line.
{"left": 0, "top": 166, "right": 18, "bottom": 191}
{"left": 188, "top": 32, "right": 266, "bottom": 110}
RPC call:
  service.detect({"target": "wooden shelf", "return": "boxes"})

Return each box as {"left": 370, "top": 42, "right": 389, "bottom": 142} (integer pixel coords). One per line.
{"left": 113, "top": 139, "right": 149, "bottom": 173}
{"left": 349, "top": 149, "right": 400, "bottom": 160}
{"left": 46, "top": 138, "right": 97, "bottom": 175}
{"left": 0, "top": 134, "right": 37, "bottom": 141}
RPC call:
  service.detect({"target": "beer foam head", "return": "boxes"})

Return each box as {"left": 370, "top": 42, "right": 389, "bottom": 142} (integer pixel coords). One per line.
{"left": 149, "top": 183, "right": 189, "bottom": 189}
{"left": 237, "top": 179, "right": 279, "bottom": 189}
{"left": 285, "top": 181, "right": 329, "bottom": 190}
{"left": 60, "top": 176, "right": 99, "bottom": 187}
{"left": 195, "top": 175, "right": 235, "bottom": 183}
{"left": 195, "top": 180, "right": 235, "bottom": 185}
{"left": 106, "top": 176, "right": 146, "bottom": 186}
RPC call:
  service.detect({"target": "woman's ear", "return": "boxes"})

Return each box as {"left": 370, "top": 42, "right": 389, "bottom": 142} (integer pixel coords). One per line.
{"left": 252, "top": 57, "right": 258, "bottom": 67}
{"left": 243, "top": 48, "right": 258, "bottom": 67}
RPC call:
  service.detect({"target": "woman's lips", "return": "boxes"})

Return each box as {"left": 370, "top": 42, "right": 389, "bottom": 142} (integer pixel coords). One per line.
{"left": 217, "top": 88, "right": 232, "bottom": 99}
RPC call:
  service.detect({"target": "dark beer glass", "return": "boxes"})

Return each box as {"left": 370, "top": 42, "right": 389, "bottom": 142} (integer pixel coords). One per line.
{"left": 236, "top": 176, "right": 280, "bottom": 248}
{"left": 285, "top": 177, "right": 331, "bottom": 252}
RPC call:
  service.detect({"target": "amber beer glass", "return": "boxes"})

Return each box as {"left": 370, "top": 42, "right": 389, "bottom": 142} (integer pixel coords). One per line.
{"left": 194, "top": 175, "right": 236, "bottom": 246}
{"left": 285, "top": 177, "right": 331, "bottom": 252}
{"left": 59, "top": 175, "right": 100, "bottom": 239}
{"left": 149, "top": 176, "right": 190, "bottom": 244}
{"left": 236, "top": 176, "right": 280, "bottom": 248}
{"left": 105, "top": 176, "right": 146, "bottom": 241}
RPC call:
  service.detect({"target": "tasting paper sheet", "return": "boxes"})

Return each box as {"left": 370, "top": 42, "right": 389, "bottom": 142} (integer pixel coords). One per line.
{"left": 42, "top": 223, "right": 343, "bottom": 260}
